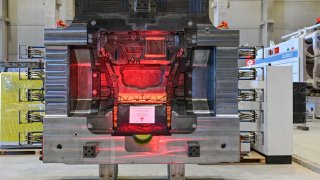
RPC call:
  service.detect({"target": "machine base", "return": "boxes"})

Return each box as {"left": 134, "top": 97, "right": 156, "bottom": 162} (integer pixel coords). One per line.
{"left": 257, "top": 152, "right": 292, "bottom": 164}
{"left": 99, "top": 164, "right": 185, "bottom": 180}
{"left": 99, "top": 164, "right": 118, "bottom": 180}
{"left": 43, "top": 116, "right": 240, "bottom": 165}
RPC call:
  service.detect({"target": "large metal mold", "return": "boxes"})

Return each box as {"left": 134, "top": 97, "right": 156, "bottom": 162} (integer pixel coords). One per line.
{"left": 43, "top": 0, "right": 240, "bottom": 165}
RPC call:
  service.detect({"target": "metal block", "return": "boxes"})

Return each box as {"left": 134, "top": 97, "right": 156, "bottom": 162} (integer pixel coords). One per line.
{"left": 241, "top": 142, "right": 251, "bottom": 155}
{"left": 171, "top": 113, "right": 197, "bottom": 134}
{"left": 83, "top": 142, "right": 98, "bottom": 158}
{"left": 44, "top": 28, "right": 87, "bottom": 46}
{"left": 186, "top": 141, "right": 200, "bottom": 157}
{"left": 44, "top": 46, "right": 69, "bottom": 116}
{"left": 197, "top": 25, "right": 240, "bottom": 47}
{"left": 43, "top": 116, "right": 240, "bottom": 164}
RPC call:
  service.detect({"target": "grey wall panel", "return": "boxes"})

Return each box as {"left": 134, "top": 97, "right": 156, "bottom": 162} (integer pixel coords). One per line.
{"left": 273, "top": 2, "right": 319, "bottom": 29}
{"left": 227, "top": 0, "right": 320, "bottom": 46}
{"left": 8, "top": 0, "right": 45, "bottom": 26}
{"left": 7, "top": 25, "right": 44, "bottom": 57}
{"left": 272, "top": 1, "right": 320, "bottom": 43}
{"left": 6, "top": 0, "right": 45, "bottom": 61}
{"left": 239, "top": 29, "right": 260, "bottom": 46}
{"left": 227, "top": 0, "right": 261, "bottom": 29}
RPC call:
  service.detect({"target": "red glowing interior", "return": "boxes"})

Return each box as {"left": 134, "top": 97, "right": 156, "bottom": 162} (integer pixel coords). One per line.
{"left": 70, "top": 30, "right": 184, "bottom": 133}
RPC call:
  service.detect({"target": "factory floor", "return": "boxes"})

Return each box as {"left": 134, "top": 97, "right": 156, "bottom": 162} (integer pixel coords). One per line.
{"left": 293, "top": 119, "right": 320, "bottom": 166}
{"left": 0, "top": 155, "right": 320, "bottom": 180}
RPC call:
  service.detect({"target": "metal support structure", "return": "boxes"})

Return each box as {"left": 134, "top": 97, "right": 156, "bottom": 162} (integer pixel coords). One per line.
{"left": 44, "top": 0, "right": 59, "bottom": 28}
{"left": 0, "top": 0, "right": 8, "bottom": 61}
{"left": 98, "top": 164, "right": 185, "bottom": 180}
{"left": 59, "top": 0, "right": 75, "bottom": 23}
{"left": 260, "top": 0, "right": 274, "bottom": 46}
{"left": 168, "top": 164, "right": 185, "bottom": 180}
{"left": 99, "top": 164, "right": 118, "bottom": 180}
{"left": 212, "top": 0, "right": 230, "bottom": 27}
{"left": 282, "top": 23, "right": 320, "bottom": 40}
{"left": 44, "top": 0, "right": 75, "bottom": 28}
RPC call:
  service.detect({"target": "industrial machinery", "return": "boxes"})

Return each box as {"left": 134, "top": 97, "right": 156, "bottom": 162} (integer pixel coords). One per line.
{"left": 238, "top": 65, "right": 293, "bottom": 164}
{"left": 43, "top": 0, "right": 240, "bottom": 179}
{"left": 255, "top": 23, "right": 320, "bottom": 121}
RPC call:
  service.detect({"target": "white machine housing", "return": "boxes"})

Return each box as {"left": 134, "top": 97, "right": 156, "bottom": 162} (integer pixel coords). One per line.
{"left": 239, "top": 66, "right": 293, "bottom": 164}
{"left": 256, "top": 38, "right": 303, "bottom": 82}
{"left": 254, "top": 24, "right": 320, "bottom": 118}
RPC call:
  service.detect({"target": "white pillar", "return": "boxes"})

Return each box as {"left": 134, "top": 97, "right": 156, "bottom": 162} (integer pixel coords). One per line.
{"left": 0, "top": 0, "right": 8, "bottom": 61}
{"left": 44, "top": 0, "right": 59, "bottom": 28}
{"left": 212, "top": 0, "right": 230, "bottom": 27}
{"left": 260, "top": 0, "right": 274, "bottom": 46}
{"left": 60, "top": 0, "right": 75, "bottom": 23}
{"left": 44, "top": 0, "right": 75, "bottom": 28}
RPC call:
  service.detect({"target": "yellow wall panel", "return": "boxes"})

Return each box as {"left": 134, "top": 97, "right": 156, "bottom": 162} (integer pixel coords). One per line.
{"left": 0, "top": 72, "right": 44, "bottom": 146}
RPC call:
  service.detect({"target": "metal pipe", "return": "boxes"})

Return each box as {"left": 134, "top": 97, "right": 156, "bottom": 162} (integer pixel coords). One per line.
{"left": 282, "top": 23, "right": 320, "bottom": 40}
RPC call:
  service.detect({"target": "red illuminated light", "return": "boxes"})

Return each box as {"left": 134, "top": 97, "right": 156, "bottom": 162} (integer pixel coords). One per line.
{"left": 92, "top": 90, "right": 98, "bottom": 96}
{"left": 145, "top": 37, "right": 166, "bottom": 41}
{"left": 70, "top": 63, "right": 91, "bottom": 67}
{"left": 145, "top": 54, "right": 167, "bottom": 58}
{"left": 117, "top": 124, "right": 166, "bottom": 133}
{"left": 137, "top": 60, "right": 170, "bottom": 65}
{"left": 118, "top": 93, "right": 166, "bottom": 103}
{"left": 96, "top": 147, "right": 125, "bottom": 152}
{"left": 70, "top": 30, "right": 181, "bottom": 134}
{"left": 121, "top": 69, "right": 163, "bottom": 89}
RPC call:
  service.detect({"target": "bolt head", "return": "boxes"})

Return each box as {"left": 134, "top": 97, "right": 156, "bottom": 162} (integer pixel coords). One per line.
{"left": 192, "top": 123, "right": 197, "bottom": 129}
{"left": 87, "top": 123, "right": 93, "bottom": 128}
{"left": 92, "top": 90, "right": 98, "bottom": 96}
{"left": 91, "top": 20, "right": 97, "bottom": 26}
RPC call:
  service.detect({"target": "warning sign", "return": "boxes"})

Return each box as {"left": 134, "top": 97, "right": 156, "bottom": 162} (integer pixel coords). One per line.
{"left": 129, "top": 106, "right": 155, "bottom": 124}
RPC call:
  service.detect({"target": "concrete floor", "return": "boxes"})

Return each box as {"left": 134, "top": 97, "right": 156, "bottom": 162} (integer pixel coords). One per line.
{"left": 293, "top": 119, "right": 320, "bottom": 166}
{"left": 0, "top": 155, "right": 320, "bottom": 180}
